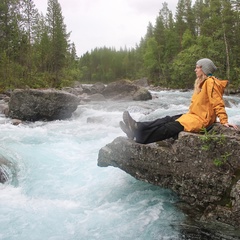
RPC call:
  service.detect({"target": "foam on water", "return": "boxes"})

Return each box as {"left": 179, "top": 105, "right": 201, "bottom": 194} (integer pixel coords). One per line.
{"left": 0, "top": 90, "right": 239, "bottom": 239}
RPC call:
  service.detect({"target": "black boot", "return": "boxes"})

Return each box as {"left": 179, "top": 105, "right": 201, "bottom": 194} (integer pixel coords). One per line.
{"left": 123, "top": 111, "right": 137, "bottom": 132}
{"left": 119, "top": 121, "right": 134, "bottom": 140}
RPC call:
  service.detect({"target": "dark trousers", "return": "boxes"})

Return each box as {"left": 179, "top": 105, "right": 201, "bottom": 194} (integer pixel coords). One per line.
{"left": 135, "top": 114, "right": 184, "bottom": 144}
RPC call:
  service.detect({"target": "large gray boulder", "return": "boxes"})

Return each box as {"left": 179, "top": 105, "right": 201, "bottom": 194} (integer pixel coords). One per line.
{"left": 98, "top": 124, "right": 240, "bottom": 228}
{"left": 102, "top": 79, "right": 152, "bottom": 101}
{"left": 133, "top": 88, "right": 152, "bottom": 101}
{"left": 8, "top": 89, "right": 80, "bottom": 121}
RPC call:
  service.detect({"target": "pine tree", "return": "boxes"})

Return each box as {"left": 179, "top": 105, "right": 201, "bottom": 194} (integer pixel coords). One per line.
{"left": 230, "top": 0, "right": 240, "bottom": 84}
{"left": 0, "top": 0, "right": 22, "bottom": 89}
{"left": 175, "top": 0, "right": 195, "bottom": 50}
{"left": 46, "top": 0, "right": 69, "bottom": 87}
{"left": 194, "top": 0, "right": 205, "bottom": 36}
{"left": 19, "top": 0, "right": 39, "bottom": 81}
{"left": 143, "top": 37, "right": 159, "bottom": 83}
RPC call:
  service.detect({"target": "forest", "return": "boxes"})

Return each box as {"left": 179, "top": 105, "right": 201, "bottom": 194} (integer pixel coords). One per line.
{"left": 1, "top": 0, "right": 240, "bottom": 91}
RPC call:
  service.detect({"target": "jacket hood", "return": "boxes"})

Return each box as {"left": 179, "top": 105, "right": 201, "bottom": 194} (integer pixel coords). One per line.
{"left": 212, "top": 78, "right": 228, "bottom": 95}
{"left": 199, "top": 77, "right": 228, "bottom": 94}
{"left": 216, "top": 79, "right": 228, "bottom": 88}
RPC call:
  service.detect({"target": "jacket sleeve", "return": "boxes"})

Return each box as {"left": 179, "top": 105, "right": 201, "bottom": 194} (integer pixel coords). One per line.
{"left": 207, "top": 78, "right": 228, "bottom": 124}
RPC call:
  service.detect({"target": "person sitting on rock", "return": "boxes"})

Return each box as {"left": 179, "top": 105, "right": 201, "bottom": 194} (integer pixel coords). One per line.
{"left": 120, "top": 58, "right": 239, "bottom": 144}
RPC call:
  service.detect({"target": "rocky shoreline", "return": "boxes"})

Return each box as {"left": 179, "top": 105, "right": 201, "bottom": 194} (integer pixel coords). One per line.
{"left": 0, "top": 79, "right": 152, "bottom": 123}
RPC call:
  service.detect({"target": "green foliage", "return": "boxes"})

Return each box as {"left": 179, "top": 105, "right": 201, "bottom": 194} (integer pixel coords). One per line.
{"left": 213, "top": 152, "right": 232, "bottom": 167}
{"left": 1, "top": 0, "right": 240, "bottom": 90}
{"left": 200, "top": 128, "right": 233, "bottom": 167}
{"left": 143, "top": 38, "right": 159, "bottom": 79}
{"left": 0, "top": 0, "right": 76, "bottom": 91}
{"left": 78, "top": 47, "right": 138, "bottom": 84}
{"left": 182, "top": 29, "right": 196, "bottom": 49}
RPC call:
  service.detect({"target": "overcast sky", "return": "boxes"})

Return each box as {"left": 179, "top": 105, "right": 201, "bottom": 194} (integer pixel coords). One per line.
{"left": 33, "top": 0, "right": 178, "bottom": 57}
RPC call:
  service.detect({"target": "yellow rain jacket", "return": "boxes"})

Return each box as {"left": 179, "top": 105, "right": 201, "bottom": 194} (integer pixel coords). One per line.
{"left": 176, "top": 76, "right": 228, "bottom": 132}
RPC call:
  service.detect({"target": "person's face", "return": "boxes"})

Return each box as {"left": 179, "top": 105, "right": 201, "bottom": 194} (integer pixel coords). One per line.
{"left": 195, "top": 65, "right": 204, "bottom": 78}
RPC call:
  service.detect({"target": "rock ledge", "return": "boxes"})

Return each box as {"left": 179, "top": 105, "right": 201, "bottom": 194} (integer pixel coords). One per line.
{"left": 98, "top": 124, "right": 240, "bottom": 228}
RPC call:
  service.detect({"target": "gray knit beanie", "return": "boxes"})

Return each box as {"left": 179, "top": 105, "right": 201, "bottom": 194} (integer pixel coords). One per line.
{"left": 196, "top": 58, "right": 217, "bottom": 75}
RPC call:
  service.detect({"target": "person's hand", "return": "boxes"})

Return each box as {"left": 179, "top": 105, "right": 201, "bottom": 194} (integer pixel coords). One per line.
{"left": 223, "top": 123, "right": 239, "bottom": 130}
